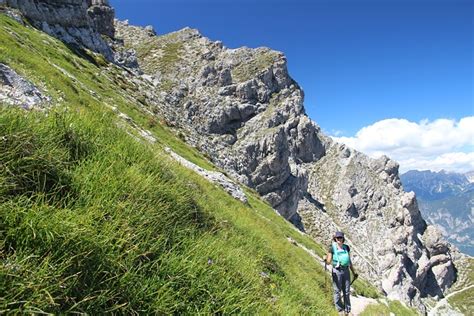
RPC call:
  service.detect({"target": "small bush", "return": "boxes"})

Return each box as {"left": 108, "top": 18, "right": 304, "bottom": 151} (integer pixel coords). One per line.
{"left": 147, "top": 117, "right": 157, "bottom": 128}
{"left": 177, "top": 131, "right": 186, "bottom": 141}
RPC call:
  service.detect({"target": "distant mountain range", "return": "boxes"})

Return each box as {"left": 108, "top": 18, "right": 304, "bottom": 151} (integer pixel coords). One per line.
{"left": 401, "top": 170, "right": 474, "bottom": 256}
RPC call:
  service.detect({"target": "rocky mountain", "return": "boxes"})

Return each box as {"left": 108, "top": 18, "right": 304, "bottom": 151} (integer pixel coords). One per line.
{"left": 401, "top": 170, "right": 473, "bottom": 201}
{"left": 0, "top": 1, "right": 467, "bottom": 313}
{"left": 401, "top": 170, "right": 474, "bottom": 256}
{"left": 465, "top": 171, "right": 474, "bottom": 183}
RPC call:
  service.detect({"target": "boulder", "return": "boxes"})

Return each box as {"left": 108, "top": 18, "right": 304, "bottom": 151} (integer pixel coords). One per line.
{"left": 0, "top": 63, "right": 51, "bottom": 110}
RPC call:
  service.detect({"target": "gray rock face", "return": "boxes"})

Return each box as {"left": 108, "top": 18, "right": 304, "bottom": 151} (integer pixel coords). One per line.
{"left": 87, "top": 0, "right": 115, "bottom": 38}
{"left": 166, "top": 148, "right": 248, "bottom": 204}
{"left": 6, "top": 0, "right": 90, "bottom": 26}
{"left": 111, "top": 41, "right": 140, "bottom": 71}
{"left": 111, "top": 21, "right": 459, "bottom": 310}
{"left": 113, "top": 21, "right": 325, "bottom": 222}
{"left": 5, "top": 0, "right": 115, "bottom": 60}
{"left": 0, "top": 63, "right": 51, "bottom": 109}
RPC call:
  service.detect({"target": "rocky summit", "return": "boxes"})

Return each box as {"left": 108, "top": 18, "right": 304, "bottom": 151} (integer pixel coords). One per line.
{"left": 1, "top": 0, "right": 467, "bottom": 313}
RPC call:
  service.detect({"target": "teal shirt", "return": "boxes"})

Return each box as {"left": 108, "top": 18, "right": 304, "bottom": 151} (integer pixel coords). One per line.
{"left": 329, "top": 243, "right": 351, "bottom": 267}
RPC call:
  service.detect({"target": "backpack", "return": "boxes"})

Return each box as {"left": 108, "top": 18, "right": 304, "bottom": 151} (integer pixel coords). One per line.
{"left": 332, "top": 242, "right": 350, "bottom": 267}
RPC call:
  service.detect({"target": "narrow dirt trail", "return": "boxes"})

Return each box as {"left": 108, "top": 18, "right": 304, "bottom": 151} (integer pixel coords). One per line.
{"left": 286, "top": 237, "right": 378, "bottom": 315}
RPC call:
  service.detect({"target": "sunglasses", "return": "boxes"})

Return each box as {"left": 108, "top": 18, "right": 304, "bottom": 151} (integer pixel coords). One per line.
{"left": 335, "top": 237, "right": 344, "bottom": 240}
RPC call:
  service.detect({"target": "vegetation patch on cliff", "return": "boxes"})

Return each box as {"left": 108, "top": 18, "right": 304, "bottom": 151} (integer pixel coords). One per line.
{"left": 124, "top": 30, "right": 184, "bottom": 78}
{"left": 448, "top": 258, "right": 474, "bottom": 315}
{"left": 232, "top": 50, "right": 280, "bottom": 82}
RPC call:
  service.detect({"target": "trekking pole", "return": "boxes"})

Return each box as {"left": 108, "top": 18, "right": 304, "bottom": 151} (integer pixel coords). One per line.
{"left": 324, "top": 260, "right": 327, "bottom": 288}
{"left": 350, "top": 273, "right": 358, "bottom": 286}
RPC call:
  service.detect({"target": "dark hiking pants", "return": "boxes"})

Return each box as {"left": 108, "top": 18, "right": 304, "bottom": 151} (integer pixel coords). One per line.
{"left": 332, "top": 266, "right": 351, "bottom": 313}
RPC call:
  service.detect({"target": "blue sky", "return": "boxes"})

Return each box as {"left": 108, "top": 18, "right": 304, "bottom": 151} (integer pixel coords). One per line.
{"left": 111, "top": 0, "right": 473, "bottom": 172}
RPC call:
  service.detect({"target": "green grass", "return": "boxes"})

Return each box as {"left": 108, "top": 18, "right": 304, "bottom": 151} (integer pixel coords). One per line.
{"left": 449, "top": 286, "right": 474, "bottom": 316}
{"left": 0, "top": 14, "right": 345, "bottom": 314}
{"left": 158, "top": 42, "right": 183, "bottom": 72}
{"left": 352, "top": 278, "right": 380, "bottom": 299}
{"left": 0, "top": 13, "right": 215, "bottom": 172}
{"left": 448, "top": 258, "right": 474, "bottom": 315}
{"left": 361, "top": 300, "right": 418, "bottom": 316}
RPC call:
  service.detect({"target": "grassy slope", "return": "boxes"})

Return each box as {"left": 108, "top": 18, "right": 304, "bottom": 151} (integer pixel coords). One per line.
{"left": 448, "top": 258, "right": 474, "bottom": 315}
{"left": 0, "top": 14, "right": 409, "bottom": 314}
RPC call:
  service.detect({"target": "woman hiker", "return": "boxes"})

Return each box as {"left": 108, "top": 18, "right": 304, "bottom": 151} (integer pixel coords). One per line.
{"left": 326, "top": 231, "right": 358, "bottom": 316}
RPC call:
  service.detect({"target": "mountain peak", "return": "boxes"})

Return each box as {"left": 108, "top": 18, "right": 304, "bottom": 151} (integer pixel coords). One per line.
{"left": 465, "top": 170, "right": 474, "bottom": 183}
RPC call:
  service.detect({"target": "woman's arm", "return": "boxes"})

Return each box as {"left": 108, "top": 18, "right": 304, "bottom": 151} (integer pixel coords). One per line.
{"left": 326, "top": 252, "right": 332, "bottom": 265}
{"left": 350, "top": 263, "right": 356, "bottom": 273}
{"left": 350, "top": 260, "right": 358, "bottom": 277}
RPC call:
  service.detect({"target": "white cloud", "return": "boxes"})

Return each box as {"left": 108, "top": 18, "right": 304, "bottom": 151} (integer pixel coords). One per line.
{"left": 332, "top": 117, "right": 474, "bottom": 173}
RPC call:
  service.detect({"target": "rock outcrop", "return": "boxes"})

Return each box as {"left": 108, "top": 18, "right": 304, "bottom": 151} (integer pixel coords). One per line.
{"left": 0, "top": 63, "right": 51, "bottom": 109}
{"left": 87, "top": 0, "right": 114, "bottom": 38}
{"left": 4, "top": 0, "right": 115, "bottom": 60}
{"left": 166, "top": 148, "right": 248, "bottom": 204}
{"left": 112, "top": 22, "right": 458, "bottom": 311}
